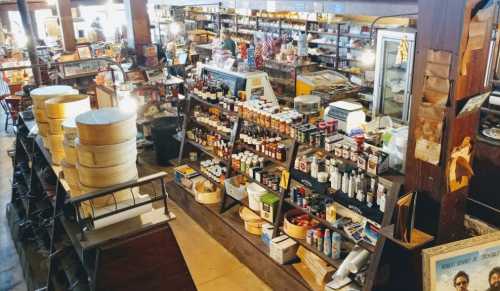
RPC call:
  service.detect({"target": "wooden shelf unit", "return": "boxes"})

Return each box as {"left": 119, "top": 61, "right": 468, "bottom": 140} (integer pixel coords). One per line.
{"left": 175, "top": 89, "right": 404, "bottom": 291}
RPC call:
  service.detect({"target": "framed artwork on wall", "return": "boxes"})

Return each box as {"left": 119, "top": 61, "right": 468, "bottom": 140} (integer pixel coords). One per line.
{"left": 422, "top": 231, "right": 500, "bottom": 291}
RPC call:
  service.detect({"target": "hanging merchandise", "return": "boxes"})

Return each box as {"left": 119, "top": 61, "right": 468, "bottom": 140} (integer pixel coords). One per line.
{"left": 395, "top": 36, "right": 409, "bottom": 65}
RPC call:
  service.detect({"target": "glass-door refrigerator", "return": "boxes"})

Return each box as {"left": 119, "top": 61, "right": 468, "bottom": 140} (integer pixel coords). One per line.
{"left": 373, "top": 29, "right": 416, "bottom": 123}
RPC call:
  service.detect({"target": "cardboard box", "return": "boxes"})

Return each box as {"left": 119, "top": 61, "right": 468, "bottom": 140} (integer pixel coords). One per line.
{"left": 260, "top": 193, "right": 279, "bottom": 223}
{"left": 261, "top": 223, "right": 274, "bottom": 246}
{"left": 270, "top": 235, "right": 298, "bottom": 264}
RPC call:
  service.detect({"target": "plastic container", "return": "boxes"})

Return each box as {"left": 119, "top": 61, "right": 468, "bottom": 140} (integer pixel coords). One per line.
{"left": 246, "top": 182, "right": 267, "bottom": 211}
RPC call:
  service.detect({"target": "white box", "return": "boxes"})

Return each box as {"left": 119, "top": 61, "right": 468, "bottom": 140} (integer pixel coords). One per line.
{"left": 261, "top": 223, "right": 274, "bottom": 246}
{"left": 270, "top": 235, "right": 298, "bottom": 265}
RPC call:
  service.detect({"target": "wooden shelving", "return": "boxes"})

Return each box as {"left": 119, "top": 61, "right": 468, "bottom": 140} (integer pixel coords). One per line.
{"left": 285, "top": 198, "right": 376, "bottom": 252}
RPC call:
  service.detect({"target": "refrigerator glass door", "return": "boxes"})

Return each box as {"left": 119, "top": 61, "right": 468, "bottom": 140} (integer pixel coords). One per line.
{"left": 374, "top": 31, "right": 415, "bottom": 122}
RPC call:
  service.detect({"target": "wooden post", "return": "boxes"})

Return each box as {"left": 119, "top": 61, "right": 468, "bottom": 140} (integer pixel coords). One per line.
{"left": 124, "top": 0, "right": 151, "bottom": 63}
{"left": 405, "top": 0, "right": 496, "bottom": 243}
{"left": 16, "top": 0, "right": 41, "bottom": 86}
{"left": 56, "top": 0, "right": 76, "bottom": 52}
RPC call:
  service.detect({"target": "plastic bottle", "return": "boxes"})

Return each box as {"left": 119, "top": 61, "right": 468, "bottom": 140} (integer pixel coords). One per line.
{"left": 323, "top": 229, "right": 332, "bottom": 257}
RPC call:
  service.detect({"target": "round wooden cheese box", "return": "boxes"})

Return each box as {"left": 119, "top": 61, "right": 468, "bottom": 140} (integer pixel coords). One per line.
{"left": 76, "top": 108, "right": 137, "bottom": 146}
{"left": 51, "top": 150, "right": 65, "bottom": 165}
{"left": 48, "top": 118, "right": 65, "bottom": 135}
{"left": 77, "top": 159, "right": 138, "bottom": 188}
{"left": 31, "top": 85, "right": 78, "bottom": 108}
{"left": 48, "top": 133, "right": 64, "bottom": 152}
{"left": 63, "top": 139, "right": 78, "bottom": 165}
{"left": 38, "top": 122, "right": 49, "bottom": 137}
{"left": 41, "top": 135, "right": 50, "bottom": 150}
{"left": 78, "top": 184, "right": 140, "bottom": 208}
{"left": 75, "top": 137, "right": 136, "bottom": 168}
{"left": 62, "top": 118, "right": 78, "bottom": 142}
{"left": 61, "top": 160, "right": 79, "bottom": 187}
{"left": 34, "top": 108, "right": 48, "bottom": 122}
{"left": 45, "top": 94, "right": 91, "bottom": 119}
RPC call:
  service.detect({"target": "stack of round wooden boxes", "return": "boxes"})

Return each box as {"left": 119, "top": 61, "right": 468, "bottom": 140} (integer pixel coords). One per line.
{"left": 75, "top": 107, "right": 138, "bottom": 208}
{"left": 44, "top": 95, "right": 91, "bottom": 165}
{"left": 30, "top": 85, "right": 78, "bottom": 151}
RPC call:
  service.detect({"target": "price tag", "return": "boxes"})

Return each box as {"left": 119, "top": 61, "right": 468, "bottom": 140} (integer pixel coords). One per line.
{"left": 280, "top": 170, "right": 290, "bottom": 189}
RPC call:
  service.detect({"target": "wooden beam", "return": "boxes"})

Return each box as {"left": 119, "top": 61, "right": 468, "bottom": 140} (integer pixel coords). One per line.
{"left": 56, "top": 0, "right": 75, "bottom": 52}
{"left": 406, "top": 0, "right": 495, "bottom": 242}
{"left": 124, "top": 0, "right": 151, "bottom": 63}
{"left": 29, "top": 10, "right": 38, "bottom": 40}
{"left": 16, "top": 0, "right": 40, "bottom": 85}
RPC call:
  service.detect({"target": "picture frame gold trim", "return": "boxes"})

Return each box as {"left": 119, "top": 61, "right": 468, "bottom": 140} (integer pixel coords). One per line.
{"left": 422, "top": 231, "right": 500, "bottom": 291}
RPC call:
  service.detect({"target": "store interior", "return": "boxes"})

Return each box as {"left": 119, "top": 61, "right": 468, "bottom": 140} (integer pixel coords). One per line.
{"left": 0, "top": 0, "right": 499, "bottom": 291}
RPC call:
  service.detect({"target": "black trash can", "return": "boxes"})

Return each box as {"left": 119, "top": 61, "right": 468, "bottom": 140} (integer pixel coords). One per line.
{"left": 151, "top": 116, "right": 180, "bottom": 166}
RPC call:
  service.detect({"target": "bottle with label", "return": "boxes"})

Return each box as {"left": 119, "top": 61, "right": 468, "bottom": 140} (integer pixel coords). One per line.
{"left": 341, "top": 171, "right": 349, "bottom": 193}
{"left": 323, "top": 229, "right": 332, "bottom": 257}
{"left": 326, "top": 204, "right": 337, "bottom": 223}
{"left": 379, "top": 190, "right": 386, "bottom": 213}
{"left": 310, "top": 156, "right": 319, "bottom": 179}
{"left": 331, "top": 232, "right": 341, "bottom": 259}
{"left": 330, "top": 166, "right": 339, "bottom": 190}
{"left": 366, "top": 177, "right": 376, "bottom": 207}
{"left": 356, "top": 173, "right": 365, "bottom": 202}
{"left": 348, "top": 170, "right": 356, "bottom": 199}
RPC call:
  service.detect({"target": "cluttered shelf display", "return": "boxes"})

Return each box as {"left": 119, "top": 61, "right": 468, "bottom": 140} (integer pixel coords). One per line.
{"left": 175, "top": 62, "right": 403, "bottom": 290}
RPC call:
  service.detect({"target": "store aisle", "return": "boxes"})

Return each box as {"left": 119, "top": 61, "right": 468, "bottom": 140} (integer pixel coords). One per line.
{"left": 0, "top": 115, "right": 27, "bottom": 291}
{"left": 139, "top": 154, "right": 271, "bottom": 291}
{"left": 167, "top": 202, "right": 271, "bottom": 291}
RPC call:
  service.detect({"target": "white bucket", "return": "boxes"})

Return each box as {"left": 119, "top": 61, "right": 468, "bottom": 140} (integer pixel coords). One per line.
{"left": 246, "top": 183, "right": 267, "bottom": 211}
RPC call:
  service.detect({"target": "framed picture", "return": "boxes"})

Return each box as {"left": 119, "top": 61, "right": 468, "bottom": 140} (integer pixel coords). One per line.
{"left": 422, "top": 231, "right": 500, "bottom": 291}
{"left": 77, "top": 45, "right": 92, "bottom": 59}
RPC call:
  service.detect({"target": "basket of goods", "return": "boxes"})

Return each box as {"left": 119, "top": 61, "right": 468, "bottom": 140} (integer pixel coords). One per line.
{"left": 224, "top": 175, "right": 248, "bottom": 201}
{"left": 284, "top": 209, "right": 319, "bottom": 239}
{"left": 239, "top": 206, "right": 265, "bottom": 235}
{"left": 194, "top": 180, "right": 221, "bottom": 204}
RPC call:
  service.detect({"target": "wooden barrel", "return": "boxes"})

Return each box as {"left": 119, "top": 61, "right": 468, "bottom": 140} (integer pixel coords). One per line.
{"left": 45, "top": 94, "right": 91, "bottom": 119}
{"left": 61, "top": 160, "right": 79, "bottom": 187}
{"left": 75, "top": 137, "right": 136, "bottom": 168}
{"left": 48, "top": 118, "right": 65, "bottom": 134}
{"left": 76, "top": 108, "right": 137, "bottom": 146}
{"left": 38, "top": 122, "right": 49, "bottom": 137}
{"left": 62, "top": 119, "right": 78, "bottom": 141}
{"left": 77, "top": 159, "right": 138, "bottom": 188}
{"left": 31, "top": 85, "right": 78, "bottom": 108}
{"left": 63, "top": 140, "right": 78, "bottom": 165}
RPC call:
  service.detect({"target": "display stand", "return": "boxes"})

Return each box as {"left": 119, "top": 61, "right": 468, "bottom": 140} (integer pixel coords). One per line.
{"left": 175, "top": 84, "right": 405, "bottom": 290}
{"left": 7, "top": 112, "right": 196, "bottom": 291}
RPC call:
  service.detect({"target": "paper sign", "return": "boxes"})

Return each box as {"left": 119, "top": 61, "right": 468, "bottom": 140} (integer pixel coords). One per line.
{"left": 457, "top": 92, "right": 489, "bottom": 117}
{"left": 280, "top": 170, "right": 290, "bottom": 189}
{"left": 414, "top": 103, "right": 446, "bottom": 165}
{"left": 424, "top": 76, "right": 450, "bottom": 94}
{"left": 427, "top": 50, "right": 452, "bottom": 65}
